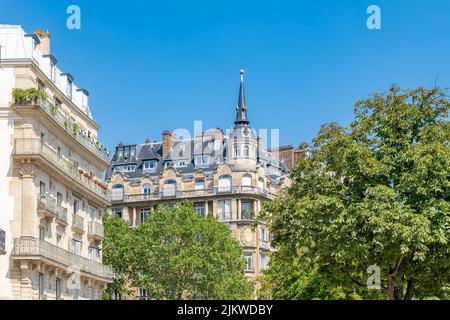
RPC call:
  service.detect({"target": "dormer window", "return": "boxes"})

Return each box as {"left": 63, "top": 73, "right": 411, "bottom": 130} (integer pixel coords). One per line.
{"left": 50, "top": 61, "right": 55, "bottom": 82}
{"left": 67, "top": 78, "right": 72, "bottom": 99}
{"left": 125, "top": 165, "right": 136, "bottom": 172}
{"left": 143, "top": 160, "right": 156, "bottom": 172}
{"left": 176, "top": 160, "right": 187, "bottom": 168}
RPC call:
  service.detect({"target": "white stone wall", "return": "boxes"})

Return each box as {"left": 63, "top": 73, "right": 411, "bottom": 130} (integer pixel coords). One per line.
{"left": 0, "top": 67, "right": 15, "bottom": 299}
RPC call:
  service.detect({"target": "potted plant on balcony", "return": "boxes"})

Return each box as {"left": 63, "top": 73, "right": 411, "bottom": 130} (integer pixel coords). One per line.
{"left": 50, "top": 104, "right": 57, "bottom": 116}
{"left": 72, "top": 123, "right": 79, "bottom": 136}
{"left": 78, "top": 167, "right": 84, "bottom": 174}
{"left": 12, "top": 88, "right": 47, "bottom": 104}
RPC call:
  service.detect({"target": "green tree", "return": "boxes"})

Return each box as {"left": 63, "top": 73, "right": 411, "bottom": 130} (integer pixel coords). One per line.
{"left": 102, "top": 212, "right": 134, "bottom": 299}
{"left": 104, "top": 202, "right": 253, "bottom": 300}
{"left": 262, "top": 86, "right": 450, "bottom": 300}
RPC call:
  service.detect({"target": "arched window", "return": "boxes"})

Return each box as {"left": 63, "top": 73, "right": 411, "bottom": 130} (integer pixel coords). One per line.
{"left": 218, "top": 175, "right": 232, "bottom": 192}
{"left": 143, "top": 184, "right": 151, "bottom": 199}
{"left": 234, "top": 144, "right": 240, "bottom": 158}
{"left": 242, "top": 174, "right": 252, "bottom": 192}
{"left": 163, "top": 180, "right": 176, "bottom": 197}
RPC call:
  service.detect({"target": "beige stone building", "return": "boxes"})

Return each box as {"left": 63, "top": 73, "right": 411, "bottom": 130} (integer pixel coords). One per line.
{"left": 0, "top": 25, "right": 112, "bottom": 299}
{"left": 106, "top": 69, "right": 289, "bottom": 298}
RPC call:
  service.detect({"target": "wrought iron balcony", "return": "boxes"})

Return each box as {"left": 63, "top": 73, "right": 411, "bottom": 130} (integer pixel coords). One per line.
{"left": 37, "top": 194, "right": 57, "bottom": 219}
{"left": 12, "top": 98, "right": 110, "bottom": 163}
{"left": 12, "top": 237, "right": 113, "bottom": 280}
{"left": 118, "top": 185, "right": 276, "bottom": 203}
{"left": 72, "top": 213, "right": 84, "bottom": 233}
{"left": 0, "top": 228, "right": 5, "bottom": 254}
{"left": 88, "top": 221, "right": 104, "bottom": 240}
{"left": 13, "top": 138, "right": 110, "bottom": 203}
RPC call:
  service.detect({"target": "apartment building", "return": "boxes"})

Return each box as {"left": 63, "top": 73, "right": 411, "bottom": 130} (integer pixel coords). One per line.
{"left": 0, "top": 25, "right": 112, "bottom": 299}
{"left": 107, "top": 69, "right": 289, "bottom": 297}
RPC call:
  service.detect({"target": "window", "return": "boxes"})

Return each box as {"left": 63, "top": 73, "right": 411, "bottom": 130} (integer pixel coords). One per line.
{"left": 241, "top": 202, "right": 253, "bottom": 220}
{"left": 163, "top": 180, "right": 176, "bottom": 197}
{"left": 88, "top": 246, "right": 100, "bottom": 261}
{"left": 244, "top": 252, "right": 253, "bottom": 271}
{"left": 140, "top": 208, "right": 151, "bottom": 223}
{"left": 39, "top": 181, "right": 46, "bottom": 197}
{"left": 112, "top": 208, "right": 123, "bottom": 219}
{"left": 234, "top": 144, "right": 240, "bottom": 158}
{"left": 195, "top": 155, "right": 209, "bottom": 166}
{"left": 88, "top": 206, "right": 97, "bottom": 221}
{"left": 259, "top": 228, "right": 267, "bottom": 242}
{"left": 122, "top": 146, "right": 136, "bottom": 158}
{"left": 39, "top": 273, "right": 45, "bottom": 300}
{"left": 218, "top": 175, "right": 232, "bottom": 192}
{"left": 112, "top": 184, "right": 124, "bottom": 201}
{"left": 57, "top": 192, "right": 63, "bottom": 207}
{"left": 117, "top": 148, "right": 123, "bottom": 158}
{"left": 143, "top": 160, "right": 156, "bottom": 171}
{"left": 123, "top": 165, "right": 136, "bottom": 172}
{"left": 257, "top": 178, "right": 264, "bottom": 192}
{"left": 260, "top": 252, "right": 268, "bottom": 269}
{"left": 67, "top": 78, "right": 72, "bottom": 99}
{"left": 143, "top": 184, "right": 151, "bottom": 198}
{"left": 56, "top": 278, "right": 61, "bottom": 300}
{"left": 57, "top": 146, "right": 61, "bottom": 156}
{"left": 73, "top": 200, "right": 79, "bottom": 215}
{"left": 218, "top": 200, "right": 231, "bottom": 221}
{"left": 194, "top": 203, "right": 206, "bottom": 217}
{"left": 39, "top": 226, "right": 46, "bottom": 240}
{"left": 176, "top": 160, "right": 187, "bottom": 167}
{"left": 244, "top": 145, "right": 250, "bottom": 158}
{"left": 195, "top": 179, "right": 205, "bottom": 190}
{"left": 242, "top": 174, "right": 252, "bottom": 191}
{"left": 50, "top": 61, "right": 56, "bottom": 82}
{"left": 71, "top": 239, "right": 82, "bottom": 256}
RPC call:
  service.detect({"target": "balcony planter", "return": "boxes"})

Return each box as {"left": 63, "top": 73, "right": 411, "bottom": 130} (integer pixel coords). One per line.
{"left": 12, "top": 88, "right": 47, "bottom": 104}
{"left": 72, "top": 123, "right": 79, "bottom": 136}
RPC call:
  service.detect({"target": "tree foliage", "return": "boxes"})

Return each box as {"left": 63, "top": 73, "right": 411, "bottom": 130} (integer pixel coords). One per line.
{"left": 262, "top": 86, "right": 450, "bottom": 300}
{"left": 103, "top": 202, "right": 253, "bottom": 300}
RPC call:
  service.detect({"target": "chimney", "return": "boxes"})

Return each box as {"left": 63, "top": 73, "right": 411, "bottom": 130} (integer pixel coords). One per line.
{"left": 34, "top": 29, "right": 50, "bottom": 55}
{"left": 145, "top": 138, "right": 151, "bottom": 145}
{"left": 162, "top": 130, "right": 177, "bottom": 157}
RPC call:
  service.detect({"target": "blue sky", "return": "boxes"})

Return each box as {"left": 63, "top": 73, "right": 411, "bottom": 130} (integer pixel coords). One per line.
{"left": 2, "top": 0, "right": 450, "bottom": 151}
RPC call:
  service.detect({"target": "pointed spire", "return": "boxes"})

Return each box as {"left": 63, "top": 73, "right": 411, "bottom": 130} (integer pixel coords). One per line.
{"left": 235, "top": 68, "right": 250, "bottom": 126}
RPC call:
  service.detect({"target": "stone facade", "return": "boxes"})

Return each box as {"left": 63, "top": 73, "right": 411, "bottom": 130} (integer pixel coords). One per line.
{"left": 106, "top": 69, "right": 290, "bottom": 298}
{"left": 0, "top": 25, "right": 112, "bottom": 300}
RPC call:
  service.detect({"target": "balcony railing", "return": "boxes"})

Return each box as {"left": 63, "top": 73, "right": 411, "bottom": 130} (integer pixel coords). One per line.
{"left": 12, "top": 98, "right": 110, "bottom": 163}
{"left": 12, "top": 237, "right": 113, "bottom": 280}
{"left": 37, "top": 194, "right": 57, "bottom": 215}
{"left": 72, "top": 213, "right": 84, "bottom": 232}
{"left": 0, "top": 228, "right": 5, "bottom": 254}
{"left": 118, "top": 185, "right": 276, "bottom": 203}
{"left": 56, "top": 206, "right": 68, "bottom": 225}
{"left": 88, "top": 221, "right": 104, "bottom": 239}
{"left": 13, "top": 138, "right": 110, "bottom": 202}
